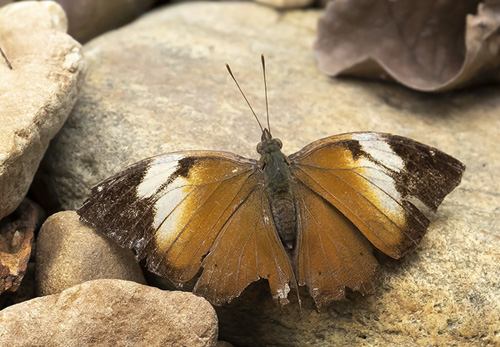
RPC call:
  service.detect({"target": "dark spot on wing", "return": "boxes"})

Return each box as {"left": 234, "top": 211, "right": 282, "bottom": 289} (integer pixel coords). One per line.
{"left": 155, "top": 157, "right": 197, "bottom": 194}
{"left": 343, "top": 139, "right": 364, "bottom": 160}
{"left": 343, "top": 139, "right": 386, "bottom": 171}
{"left": 176, "top": 157, "right": 196, "bottom": 178}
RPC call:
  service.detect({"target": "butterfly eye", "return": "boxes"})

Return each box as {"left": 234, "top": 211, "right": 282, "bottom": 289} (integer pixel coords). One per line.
{"left": 256, "top": 142, "right": 263, "bottom": 154}
{"left": 275, "top": 138, "right": 283, "bottom": 149}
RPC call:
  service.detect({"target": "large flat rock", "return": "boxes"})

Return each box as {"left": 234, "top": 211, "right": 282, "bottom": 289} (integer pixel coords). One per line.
{"left": 41, "top": 2, "right": 499, "bottom": 346}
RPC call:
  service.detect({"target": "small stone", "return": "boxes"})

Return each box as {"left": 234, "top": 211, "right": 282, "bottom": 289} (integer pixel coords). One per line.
{"left": 0, "top": 279, "right": 218, "bottom": 346}
{"left": 0, "top": 1, "right": 86, "bottom": 220}
{"left": 36, "top": 211, "right": 146, "bottom": 296}
{"left": 0, "top": 199, "right": 39, "bottom": 295}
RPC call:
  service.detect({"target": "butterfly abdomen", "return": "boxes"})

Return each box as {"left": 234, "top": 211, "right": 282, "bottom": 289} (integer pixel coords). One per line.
{"left": 269, "top": 193, "right": 297, "bottom": 251}
{"left": 259, "top": 138, "right": 298, "bottom": 252}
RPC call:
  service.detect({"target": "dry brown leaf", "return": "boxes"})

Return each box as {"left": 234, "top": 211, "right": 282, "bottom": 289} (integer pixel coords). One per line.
{"left": 315, "top": 0, "right": 500, "bottom": 92}
{"left": 0, "top": 199, "right": 39, "bottom": 294}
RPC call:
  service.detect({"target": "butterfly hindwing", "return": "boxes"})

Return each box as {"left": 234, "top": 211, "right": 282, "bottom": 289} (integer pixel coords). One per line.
{"left": 290, "top": 132, "right": 465, "bottom": 259}
{"left": 194, "top": 185, "right": 295, "bottom": 305}
{"left": 78, "top": 151, "right": 295, "bottom": 304}
{"left": 294, "top": 181, "right": 379, "bottom": 309}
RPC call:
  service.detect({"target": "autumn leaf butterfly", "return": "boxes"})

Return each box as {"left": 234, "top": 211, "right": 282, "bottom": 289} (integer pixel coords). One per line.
{"left": 78, "top": 55, "right": 465, "bottom": 309}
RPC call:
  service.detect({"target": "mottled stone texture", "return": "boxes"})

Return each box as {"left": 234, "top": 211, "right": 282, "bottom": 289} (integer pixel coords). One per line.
{"left": 40, "top": 2, "right": 499, "bottom": 346}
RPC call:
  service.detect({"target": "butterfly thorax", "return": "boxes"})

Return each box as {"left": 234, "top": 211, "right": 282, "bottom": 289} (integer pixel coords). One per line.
{"left": 257, "top": 129, "right": 297, "bottom": 252}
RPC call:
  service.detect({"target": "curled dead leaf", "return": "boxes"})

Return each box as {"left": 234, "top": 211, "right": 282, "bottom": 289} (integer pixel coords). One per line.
{"left": 0, "top": 199, "right": 39, "bottom": 294}
{"left": 315, "top": 0, "right": 500, "bottom": 92}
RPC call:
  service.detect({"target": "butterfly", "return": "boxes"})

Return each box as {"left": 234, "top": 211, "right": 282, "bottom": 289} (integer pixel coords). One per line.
{"left": 77, "top": 55, "right": 465, "bottom": 309}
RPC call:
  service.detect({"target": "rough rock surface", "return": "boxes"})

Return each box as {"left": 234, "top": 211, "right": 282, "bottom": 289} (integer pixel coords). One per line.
{"left": 36, "top": 211, "right": 146, "bottom": 296}
{"left": 0, "top": 1, "right": 86, "bottom": 220}
{"left": 40, "top": 2, "right": 499, "bottom": 346}
{"left": 0, "top": 279, "right": 218, "bottom": 346}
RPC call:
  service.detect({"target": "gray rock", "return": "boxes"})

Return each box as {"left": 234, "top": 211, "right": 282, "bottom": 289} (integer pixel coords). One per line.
{"left": 36, "top": 211, "right": 146, "bottom": 296}
{"left": 0, "top": 279, "right": 218, "bottom": 346}
{"left": 0, "top": 1, "right": 86, "bottom": 220}
{"left": 40, "top": 2, "right": 499, "bottom": 346}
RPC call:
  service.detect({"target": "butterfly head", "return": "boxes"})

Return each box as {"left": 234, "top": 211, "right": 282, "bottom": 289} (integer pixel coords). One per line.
{"left": 257, "top": 128, "right": 283, "bottom": 154}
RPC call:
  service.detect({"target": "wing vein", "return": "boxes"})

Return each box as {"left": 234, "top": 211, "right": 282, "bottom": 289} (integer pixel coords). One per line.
{"left": 295, "top": 164, "right": 428, "bottom": 230}
{"left": 156, "top": 170, "right": 255, "bottom": 258}
{"left": 293, "top": 165, "right": 418, "bottom": 248}
{"left": 297, "top": 187, "right": 348, "bottom": 287}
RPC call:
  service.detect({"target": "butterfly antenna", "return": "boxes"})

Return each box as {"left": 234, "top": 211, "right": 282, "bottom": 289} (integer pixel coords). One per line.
{"left": 226, "top": 63, "right": 264, "bottom": 133}
{"left": 0, "top": 46, "right": 12, "bottom": 70}
{"left": 261, "top": 54, "right": 271, "bottom": 134}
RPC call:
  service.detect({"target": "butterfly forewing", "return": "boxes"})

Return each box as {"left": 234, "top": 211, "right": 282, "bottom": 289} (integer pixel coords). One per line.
{"left": 290, "top": 132, "right": 465, "bottom": 259}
